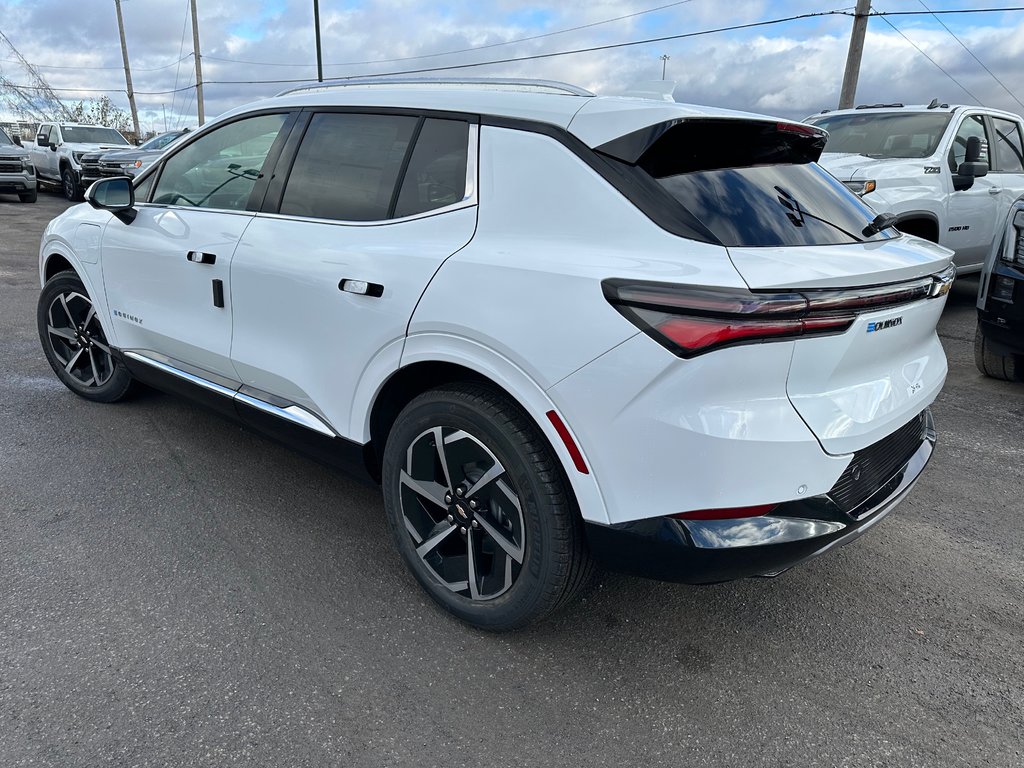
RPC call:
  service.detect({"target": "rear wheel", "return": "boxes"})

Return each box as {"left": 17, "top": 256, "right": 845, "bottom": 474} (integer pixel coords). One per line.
{"left": 974, "top": 325, "right": 1021, "bottom": 381}
{"left": 37, "top": 271, "right": 134, "bottom": 402}
{"left": 381, "top": 383, "right": 593, "bottom": 630}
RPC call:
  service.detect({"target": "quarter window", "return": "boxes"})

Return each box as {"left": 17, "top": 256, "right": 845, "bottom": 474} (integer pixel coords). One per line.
{"left": 280, "top": 113, "right": 418, "bottom": 222}
{"left": 394, "top": 119, "right": 470, "bottom": 218}
{"left": 991, "top": 118, "right": 1024, "bottom": 173}
{"left": 152, "top": 113, "right": 287, "bottom": 211}
{"left": 948, "top": 115, "right": 989, "bottom": 172}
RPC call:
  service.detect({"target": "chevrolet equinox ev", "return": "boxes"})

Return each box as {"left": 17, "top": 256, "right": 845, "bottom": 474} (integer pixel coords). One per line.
{"left": 36, "top": 78, "right": 955, "bottom": 629}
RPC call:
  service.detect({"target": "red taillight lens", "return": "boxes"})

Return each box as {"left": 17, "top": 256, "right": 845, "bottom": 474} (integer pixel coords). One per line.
{"left": 671, "top": 504, "right": 778, "bottom": 521}
{"left": 603, "top": 275, "right": 943, "bottom": 358}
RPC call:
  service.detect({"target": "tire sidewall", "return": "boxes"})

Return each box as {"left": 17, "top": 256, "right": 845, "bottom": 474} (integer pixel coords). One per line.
{"left": 382, "top": 390, "right": 568, "bottom": 630}
{"left": 61, "top": 167, "right": 80, "bottom": 201}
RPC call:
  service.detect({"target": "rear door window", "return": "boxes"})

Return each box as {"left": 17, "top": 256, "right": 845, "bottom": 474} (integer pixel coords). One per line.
{"left": 393, "top": 119, "right": 470, "bottom": 218}
{"left": 991, "top": 117, "right": 1024, "bottom": 173}
{"left": 279, "top": 113, "right": 418, "bottom": 222}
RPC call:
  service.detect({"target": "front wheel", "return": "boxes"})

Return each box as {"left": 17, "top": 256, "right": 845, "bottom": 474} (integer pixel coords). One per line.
{"left": 382, "top": 384, "right": 593, "bottom": 630}
{"left": 61, "top": 166, "right": 82, "bottom": 201}
{"left": 19, "top": 188, "right": 37, "bottom": 203}
{"left": 37, "top": 271, "right": 134, "bottom": 402}
{"left": 974, "top": 325, "right": 1021, "bottom": 382}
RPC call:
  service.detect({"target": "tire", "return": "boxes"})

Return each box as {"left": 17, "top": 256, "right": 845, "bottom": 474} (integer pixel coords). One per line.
{"left": 37, "top": 271, "right": 134, "bottom": 402}
{"left": 61, "top": 166, "right": 82, "bottom": 201}
{"left": 19, "top": 188, "right": 37, "bottom": 203}
{"left": 381, "top": 383, "right": 594, "bottom": 631}
{"left": 974, "top": 325, "right": 1021, "bottom": 382}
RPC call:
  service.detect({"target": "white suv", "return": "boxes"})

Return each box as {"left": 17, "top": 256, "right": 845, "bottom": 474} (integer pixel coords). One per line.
{"left": 37, "top": 78, "right": 955, "bottom": 629}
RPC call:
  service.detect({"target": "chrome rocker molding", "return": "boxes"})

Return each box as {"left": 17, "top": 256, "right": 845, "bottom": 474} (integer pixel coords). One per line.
{"left": 584, "top": 409, "right": 937, "bottom": 585}
{"left": 119, "top": 350, "right": 377, "bottom": 484}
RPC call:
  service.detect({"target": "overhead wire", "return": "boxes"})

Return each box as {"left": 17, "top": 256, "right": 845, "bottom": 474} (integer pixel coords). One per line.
{"left": 916, "top": 0, "right": 1024, "bottom": 112}
{"left": 875, "top": 11, "right": 983, "bottom": 104}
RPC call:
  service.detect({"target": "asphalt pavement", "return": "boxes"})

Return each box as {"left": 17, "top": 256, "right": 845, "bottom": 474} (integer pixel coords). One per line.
{"left": 1, "top": 190, "right": 1022, "bottom": 767}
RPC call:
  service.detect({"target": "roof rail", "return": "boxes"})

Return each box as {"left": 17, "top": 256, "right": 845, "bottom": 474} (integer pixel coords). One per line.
{"left": 275, "top": 77, "right": 596, "bottom": 98}
{"left": 855, "top": 102, "right": 905, "bottom": 109}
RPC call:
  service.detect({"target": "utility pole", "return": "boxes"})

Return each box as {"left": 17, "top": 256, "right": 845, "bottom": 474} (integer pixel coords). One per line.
{"left": 162, "top": 103, "right": 167, "bottom": 132}
{"left": 114, "top": 0, "right": 141, "bottom": 140}
{"left": 313, "top": 0, "right": 323, "bottom": 82}
{"left": 190, "top": 0, "right": 205, "bottom": 125}
{"left": 839, "top": 0, "right": 871, "bottom": 109}
{"left": 660, "top": 54, "right": 670, "bottom": 79}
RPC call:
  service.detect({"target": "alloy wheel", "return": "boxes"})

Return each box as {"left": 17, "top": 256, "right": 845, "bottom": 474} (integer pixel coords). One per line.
{"left": 45, "top": 290, "right": 115, "bottom": 388}
{"left": 398, "top": 426, "right": 526, "bottom": 601}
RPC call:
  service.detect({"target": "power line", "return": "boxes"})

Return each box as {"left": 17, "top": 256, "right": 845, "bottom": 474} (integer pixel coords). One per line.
{"left": 0, "top": 53, "right": 192, "bottom": 72}
{"left": 916, "top": 0, "right": 1024, "bottom": 111}
{"left": 875, "top": 12, "right": 982, "bottom": 104}
{"left": 203, "top": 0, "right": 701, "bottom": 70}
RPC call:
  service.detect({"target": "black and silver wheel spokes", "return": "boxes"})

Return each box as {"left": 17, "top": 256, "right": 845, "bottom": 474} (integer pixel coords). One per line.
{"left": 399, "top": 427, "right": 526, "bottom": 601}
{"left": 46, "top": 291, "right": 115, "bottom": 387}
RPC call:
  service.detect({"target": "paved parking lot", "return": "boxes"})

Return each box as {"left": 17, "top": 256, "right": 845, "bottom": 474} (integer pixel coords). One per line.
{"left": 1, "top": 191, "right": 1022, "bottom": 767}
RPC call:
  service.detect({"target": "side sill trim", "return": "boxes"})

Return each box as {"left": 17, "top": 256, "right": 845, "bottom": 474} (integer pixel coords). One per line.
{"left": 122, "top": 351, "right": 337, "bottom": 437}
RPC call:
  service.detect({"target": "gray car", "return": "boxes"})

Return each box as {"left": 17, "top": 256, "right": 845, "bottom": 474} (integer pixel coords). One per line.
{"left": 0, "top": 127, "right": 36, "bottom": 203}
{"left": 80, "top": 129, "right": 190, "bottom": 189}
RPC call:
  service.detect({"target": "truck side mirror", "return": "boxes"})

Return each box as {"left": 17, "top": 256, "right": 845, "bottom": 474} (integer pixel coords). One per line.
{"left": 953, "top": 135, "right": 989, "bottom": 191}
{"left": 86, "top": 177, "right": 137, "bottom": 224}
{"left": 12, "top": 135, "right": 22, "bottom": 146}
{"left": 49, "top": 143, "right": 58, "bottom": 152}
{"left": 36, "top": 134, "right": 47, "bottom": 146}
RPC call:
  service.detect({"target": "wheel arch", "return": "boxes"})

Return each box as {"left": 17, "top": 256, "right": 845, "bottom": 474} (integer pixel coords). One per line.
{"left": 894, "top": 210, "right": 941, "bottom": 243}
{"left": 365, "top": 338, "right": 610, "bottom": 524}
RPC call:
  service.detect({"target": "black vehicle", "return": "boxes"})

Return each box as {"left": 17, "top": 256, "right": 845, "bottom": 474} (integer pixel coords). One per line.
{"left": 976, "top": 197, "right": 1024, "bottom": 381}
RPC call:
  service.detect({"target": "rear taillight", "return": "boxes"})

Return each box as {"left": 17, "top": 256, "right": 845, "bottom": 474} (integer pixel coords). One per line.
{"left": 603, "top": 267, "right": 954, "bottom": 358}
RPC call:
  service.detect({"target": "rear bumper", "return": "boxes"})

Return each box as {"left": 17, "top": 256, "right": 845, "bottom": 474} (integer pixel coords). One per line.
{"left": 585, "top": 409, "right": 935, "bottom": 584}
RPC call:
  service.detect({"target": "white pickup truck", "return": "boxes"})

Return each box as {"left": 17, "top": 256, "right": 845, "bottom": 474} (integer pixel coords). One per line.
{"left": 806, "top": 103, "right": 1024, "bottom": 273}
{"left": 29, "top": 122, "right": 131, "bottom": 201}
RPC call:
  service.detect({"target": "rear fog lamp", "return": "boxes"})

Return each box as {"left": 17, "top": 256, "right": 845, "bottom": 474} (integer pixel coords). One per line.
{"left": 671, "top": 504, "right": 778, "bottom": 521}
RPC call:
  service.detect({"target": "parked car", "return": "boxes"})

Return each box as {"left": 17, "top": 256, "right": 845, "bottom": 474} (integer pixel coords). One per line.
{"left": 80, "top": 128, "right": 190, "bottom": 190}
{"left": 36, "top": 78, "right": 955, "bottom": 629}
{"left": 0, "top": 126, "right": 36, "bottom": 202}
{"left": 975, "top": 195, "right": 1024, "bottom": 381}
{"left": 28, "top": 122, "right": 131, "bottom": 200}
{"left": 806, "top": 102, "right": 1024, "bottom": 274}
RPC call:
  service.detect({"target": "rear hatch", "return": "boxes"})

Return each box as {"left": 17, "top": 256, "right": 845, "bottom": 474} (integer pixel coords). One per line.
{"left": 594, "top": 114, "right": 954, "bottom": 455}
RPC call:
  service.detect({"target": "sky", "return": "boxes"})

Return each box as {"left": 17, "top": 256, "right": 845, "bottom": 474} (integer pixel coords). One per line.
{"left": 1, "top": 0, "right": 1023, "bottom": 130}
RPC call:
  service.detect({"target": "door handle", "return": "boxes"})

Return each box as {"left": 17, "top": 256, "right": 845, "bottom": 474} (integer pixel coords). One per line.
{"left": 989, "top": 187, "right": 1002, "bottom": 195}
{"left": 186, "top": 251, "right": 216, "bottom": 264}
{"left": 339, "top": 278, "right": 384, "bottom": 297}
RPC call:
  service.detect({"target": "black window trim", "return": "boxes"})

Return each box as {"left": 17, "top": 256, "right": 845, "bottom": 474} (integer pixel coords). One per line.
{"left": 260, "top": 106, "right": 479, "bottom": 227}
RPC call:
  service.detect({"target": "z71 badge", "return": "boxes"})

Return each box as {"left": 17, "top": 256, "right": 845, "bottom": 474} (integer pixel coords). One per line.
{"left": 867, "top": 317, "right": 902, "bottom": 333}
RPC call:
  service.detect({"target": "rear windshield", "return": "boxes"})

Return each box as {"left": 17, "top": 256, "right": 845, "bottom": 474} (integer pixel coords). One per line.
{"left": 808, "top": 112, "right": 952, "bottom": 158}
{"left": 61, "top": 126, "right": 129, "bottom": 145}
{"left": 139, "top": 131, "right": 185, "bottom": 151}
{"left": 629, "top": 119, "right": 896, "bottom": 247}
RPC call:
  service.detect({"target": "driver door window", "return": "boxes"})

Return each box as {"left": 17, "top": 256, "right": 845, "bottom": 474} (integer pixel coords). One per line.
{"left": 152, "top": 113, "right": 287, "bottom": 211}
{"left": 948, "top": 115, "right": 989, "bottom": 172}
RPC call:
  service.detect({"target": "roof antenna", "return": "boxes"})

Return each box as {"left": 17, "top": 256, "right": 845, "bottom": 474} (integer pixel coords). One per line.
{"left": 927, "top": 98, "right": 941, "bottom": 109}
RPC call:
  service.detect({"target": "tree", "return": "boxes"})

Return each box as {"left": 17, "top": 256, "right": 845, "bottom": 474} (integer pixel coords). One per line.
{"left": 66, "top": 96, "right": 133, "bottom": 134}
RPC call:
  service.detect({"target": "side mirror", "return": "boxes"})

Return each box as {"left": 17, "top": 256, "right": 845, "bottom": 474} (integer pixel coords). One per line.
{"left": 49, "top": 143, "right": 58, "bottom": 152}
{"left": 86, "top": 177, "right": 137, "bottom": 224}
{"left": 36, "top": 134, "right": 47, "bottom": 146}
{"left": 953, "top": 135, "right": 989, "bottom": 191}
{"left": 12, "top": 135, "right": 22, "bottom": 146}
{"left": 965, "top": 135, "right": 984, "bottom": 163}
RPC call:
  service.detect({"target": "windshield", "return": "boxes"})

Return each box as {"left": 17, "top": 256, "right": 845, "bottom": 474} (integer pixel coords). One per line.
{"left": 0, "top": 130, "right": 12, "bottom": 146}
{"left": 808, "top": 112, "right": 952, "bottom": 158}
{"left": 139, "top": 131, "right": 185, "bottom": 151}
{"left": 60, "top": 126, "right": 129, "bottom": 145}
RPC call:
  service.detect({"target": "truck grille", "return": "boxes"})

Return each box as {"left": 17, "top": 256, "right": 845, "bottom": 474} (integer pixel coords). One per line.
{"left": 0, "top": 161, "right": 21, "bottom": 173}
{"left": 828, "top": 411, "right": 928, "bottom": 516}
{"left": 99, "top": 161, "right": 124, "bottom": 177}
{"left": 79, "top": 157, "right": 101, "bottom": 175}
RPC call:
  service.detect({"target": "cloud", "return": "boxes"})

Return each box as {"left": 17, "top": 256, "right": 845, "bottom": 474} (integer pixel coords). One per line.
{"left": 1, "top": 0, "right": 1023, "bottom": 130}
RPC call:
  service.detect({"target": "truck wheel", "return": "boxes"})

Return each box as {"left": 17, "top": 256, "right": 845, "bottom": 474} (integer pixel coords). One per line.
{"left": 974, "top": 325, "right": 1021, "bottom": 381}
{"left": 381, "top": 383, "right": 594, "bottom": 630}
{"left": 61, "top": 166, "right": 82, "bottom": 201}
{"left": 19, "top": 188, "right": 37, "bottom": 203}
